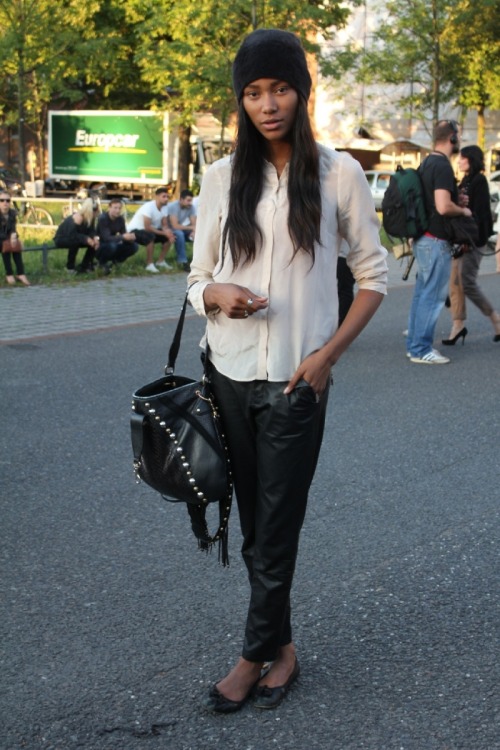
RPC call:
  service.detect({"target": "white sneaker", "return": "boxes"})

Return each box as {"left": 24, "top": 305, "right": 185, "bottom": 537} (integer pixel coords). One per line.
{"left": 407, "top": 347, "right": 440, "bottom": 360}
{"left": 410, "top": 349, "right": 450, "bottom": 365}
{"left": 155, "top": 260, "right": 173, "bottom": 270}
{"left": 145, "top": 263, "right": 159, "bottom": 273}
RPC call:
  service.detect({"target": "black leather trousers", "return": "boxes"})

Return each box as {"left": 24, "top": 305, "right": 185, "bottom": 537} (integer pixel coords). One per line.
{"left": 211, "top": 368, "right": 330, "bottom": 662}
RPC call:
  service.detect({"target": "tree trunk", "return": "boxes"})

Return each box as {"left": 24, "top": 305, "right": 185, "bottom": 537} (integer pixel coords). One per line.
{"left": 177, "top": 125, "right": 191, "bottom": 195}
{"left": 17, "top": 59, "right": 26, "bottom": 185}
{"left": 477, "top": 105, "right": 485, "bottom": 151}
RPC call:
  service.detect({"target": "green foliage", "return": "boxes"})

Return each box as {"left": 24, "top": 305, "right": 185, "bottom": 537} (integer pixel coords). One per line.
{"left": 2, "top": 0, "right": 497, "bottom": 185}
{"left": 324, "top": 0, "right": 500, "bottom": 131}
{"left": 444, "top": 0, "right": 500, "bottom": 113}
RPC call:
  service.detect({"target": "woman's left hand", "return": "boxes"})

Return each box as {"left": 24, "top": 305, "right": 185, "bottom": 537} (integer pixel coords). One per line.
{"left": 284, "top": 350, "right": 332, "bottom": 398}
{"left": 283, "top": 289, "right": 385, "bottom": 397}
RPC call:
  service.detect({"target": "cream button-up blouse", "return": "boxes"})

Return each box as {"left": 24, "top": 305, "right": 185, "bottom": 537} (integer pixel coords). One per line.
{"left": 188, "top": 144, "right": 388, "bottom": 382}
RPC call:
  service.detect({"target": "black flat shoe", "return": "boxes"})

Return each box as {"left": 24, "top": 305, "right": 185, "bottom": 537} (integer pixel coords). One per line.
{"left": 202, "top": 681, "right": 257, "bottom": 714}
{"left": 252, "top": 659, "right": 300, "bottom": 710}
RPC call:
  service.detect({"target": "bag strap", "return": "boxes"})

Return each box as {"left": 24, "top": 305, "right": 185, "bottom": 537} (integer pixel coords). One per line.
{"left": 166, "top": 292, "right": 189, "bottom": 374}
{"left": 165, "top": 291, "right": 210, "bottom": 380}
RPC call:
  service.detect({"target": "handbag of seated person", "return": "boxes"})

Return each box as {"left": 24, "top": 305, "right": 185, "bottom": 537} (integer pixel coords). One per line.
{"left": 2, "top": 235, "right": 23, "bottom": 253}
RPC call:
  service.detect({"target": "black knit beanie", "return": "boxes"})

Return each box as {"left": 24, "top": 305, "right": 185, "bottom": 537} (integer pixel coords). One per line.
{"left": 232, "top": 28, "right": 312, "bottom": 102}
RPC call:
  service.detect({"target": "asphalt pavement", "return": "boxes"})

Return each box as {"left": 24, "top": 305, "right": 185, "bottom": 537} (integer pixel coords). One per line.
{"left": 1, "top": 255, "right": 499, "bottom": 750}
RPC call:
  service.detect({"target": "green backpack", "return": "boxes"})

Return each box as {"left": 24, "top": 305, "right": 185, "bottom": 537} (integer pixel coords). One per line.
{"left": 382, "top": 165, "right": 428, "bottom": 239}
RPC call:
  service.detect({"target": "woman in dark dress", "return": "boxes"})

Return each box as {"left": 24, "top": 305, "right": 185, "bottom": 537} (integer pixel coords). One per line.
{"left": 443, "top": 145, "right": 500, "bottom": 344}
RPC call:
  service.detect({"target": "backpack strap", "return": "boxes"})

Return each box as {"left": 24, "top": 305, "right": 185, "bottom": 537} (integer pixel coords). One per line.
{"left": 418, "top": 156, "right": 437, "bottom": 224}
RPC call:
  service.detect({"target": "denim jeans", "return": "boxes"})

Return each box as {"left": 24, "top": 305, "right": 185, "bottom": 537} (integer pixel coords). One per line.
{"left": 407, "top": 235, "right": 451, "bottom": 357}
{"left": 97, "top": 239, "right": 138, "bottom": 265}
{"left": 171, "top": 229, "right": 189, "bottom": 264}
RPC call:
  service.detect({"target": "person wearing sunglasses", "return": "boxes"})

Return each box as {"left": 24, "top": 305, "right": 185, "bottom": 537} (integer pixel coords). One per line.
{"left": 0, "top": 190, "right": 30, "bottom": 286}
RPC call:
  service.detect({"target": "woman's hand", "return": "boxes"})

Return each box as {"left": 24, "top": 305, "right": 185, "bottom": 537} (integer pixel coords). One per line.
{"left": 284, "top": 289, "right": 385, "bottom": 397}
{"left": 203, "top": 283, "right": 268, "bottom": 318}
{"left": 284, "top": 350, "right": 332, "bottom": 398}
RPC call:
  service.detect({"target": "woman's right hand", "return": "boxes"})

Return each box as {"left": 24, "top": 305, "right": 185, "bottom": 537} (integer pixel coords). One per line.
{"left": 203, "top": 283, "right": 268, "bottom": 318}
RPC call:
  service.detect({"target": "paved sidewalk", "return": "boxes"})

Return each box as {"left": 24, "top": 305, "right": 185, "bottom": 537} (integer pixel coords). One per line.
{"left": 0, "top": 253, "right": 497, "bottom": 343}
{"left": 0, "top": 274, "right": 190, "bottom": 343}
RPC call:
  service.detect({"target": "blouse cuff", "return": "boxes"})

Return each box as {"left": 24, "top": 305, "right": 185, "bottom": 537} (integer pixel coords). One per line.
{"left": 187, "top": 281, "right": 220, "bottom": 317}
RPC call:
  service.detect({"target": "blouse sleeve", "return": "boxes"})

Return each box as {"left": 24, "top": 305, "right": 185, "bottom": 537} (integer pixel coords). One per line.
{"left": 187, "top": 161, "right": 227, "bottom": 316}
{"left": 336, "top": 154, "right": 388, "bottom": 294}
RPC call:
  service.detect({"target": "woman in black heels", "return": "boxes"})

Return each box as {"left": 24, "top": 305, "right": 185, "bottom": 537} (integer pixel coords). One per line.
{"left": 443, "top": 145, "right": 500, "bottom": 345}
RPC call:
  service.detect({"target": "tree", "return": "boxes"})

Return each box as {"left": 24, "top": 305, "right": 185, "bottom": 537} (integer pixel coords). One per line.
{"left": 127, "top": 0, "right": 358, "bottom": 189}
{"left": 0, "top": 0, "right": 148, "bottom": 180}
{"left": 0, "top": 0, "right": 104, "bottom": 180}
{"left": 323, "top": 0, "right": 500, "bottom": 142}
{"left": 444, "top": 0, "right": 500, "bottom": 149}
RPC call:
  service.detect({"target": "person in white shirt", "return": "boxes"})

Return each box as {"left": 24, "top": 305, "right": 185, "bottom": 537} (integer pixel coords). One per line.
{"left": 188, "top": 28, "right": 387, "bottom": 714}
{"left": 127, "top": 187, "right": 175, "bottom": 272}
{"left": 166, "top": 189, "right": 196, "bottom": 271}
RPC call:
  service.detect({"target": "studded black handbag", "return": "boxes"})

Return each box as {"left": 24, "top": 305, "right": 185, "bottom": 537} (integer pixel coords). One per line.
{"left": 130, "top": 294, "right": 233, "bottom": 565}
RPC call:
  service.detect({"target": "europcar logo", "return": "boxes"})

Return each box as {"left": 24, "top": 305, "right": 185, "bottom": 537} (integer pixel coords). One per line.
{"left": 70, "top": 129, "right": 146, "bottom": 154}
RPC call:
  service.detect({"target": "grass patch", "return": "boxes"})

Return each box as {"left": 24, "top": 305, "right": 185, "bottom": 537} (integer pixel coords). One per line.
{"left": 2, "top": 204, "right": 394, "bottom": 287}
{"left": 0, "top": 199, "right": 190, "bottom": 286}
{"left": 2, "top": 227, "right": 193, "bottom": 287}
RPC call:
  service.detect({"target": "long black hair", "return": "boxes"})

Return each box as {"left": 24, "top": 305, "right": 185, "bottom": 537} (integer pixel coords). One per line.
{"left": 460, "top": 145, "right": 485, "bottom": 179}
{"left": 222, "top": 95, "right": 321, "bottom": 268}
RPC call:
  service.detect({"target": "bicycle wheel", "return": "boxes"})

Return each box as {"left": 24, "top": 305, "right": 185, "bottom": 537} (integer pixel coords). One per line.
{"left": 26, "top": 206, "right": 54, "bottom": 226}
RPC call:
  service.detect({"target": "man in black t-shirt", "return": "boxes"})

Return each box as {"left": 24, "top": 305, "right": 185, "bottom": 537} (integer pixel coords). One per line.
{"left": 406, "top": 120, "right": 472, "bottom": 365}
{"left": 96, "top": 198, "right": 140, "bottom": 269}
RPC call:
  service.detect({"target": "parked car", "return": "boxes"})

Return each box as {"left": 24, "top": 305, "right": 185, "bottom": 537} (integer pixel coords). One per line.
{"left": 488, "top": 172, "right": 500, "bottom": 233}
{"left": 363, "top": 170, "right": 394, "bottom": 210}
{"left": 488, "top": 171, "right": 500, "bottom": 198}
{"left": 0, "top": 167, "right": 23, "bottom": 195}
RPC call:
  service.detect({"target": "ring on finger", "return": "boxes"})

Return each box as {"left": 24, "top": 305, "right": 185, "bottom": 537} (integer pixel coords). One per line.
{"left": 244, "top": 310, "right": 249, "bottom": 318}
{"left": 247, "top": 298, "right": 253, "bottom": 306}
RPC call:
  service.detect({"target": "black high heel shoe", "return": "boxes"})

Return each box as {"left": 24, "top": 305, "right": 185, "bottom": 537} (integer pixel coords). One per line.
{"left": 442, "top": 327, "right": 467, "bottom": 346}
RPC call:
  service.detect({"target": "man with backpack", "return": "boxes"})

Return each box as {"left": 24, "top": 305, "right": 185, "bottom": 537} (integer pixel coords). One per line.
{"left": 406, "top": 120, "right": 472, "bottom": 364}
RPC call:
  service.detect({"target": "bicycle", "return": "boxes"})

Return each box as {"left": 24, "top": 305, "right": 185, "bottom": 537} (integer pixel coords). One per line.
{"left": 14, "top": 196, "right": 54, "bottom": 226}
